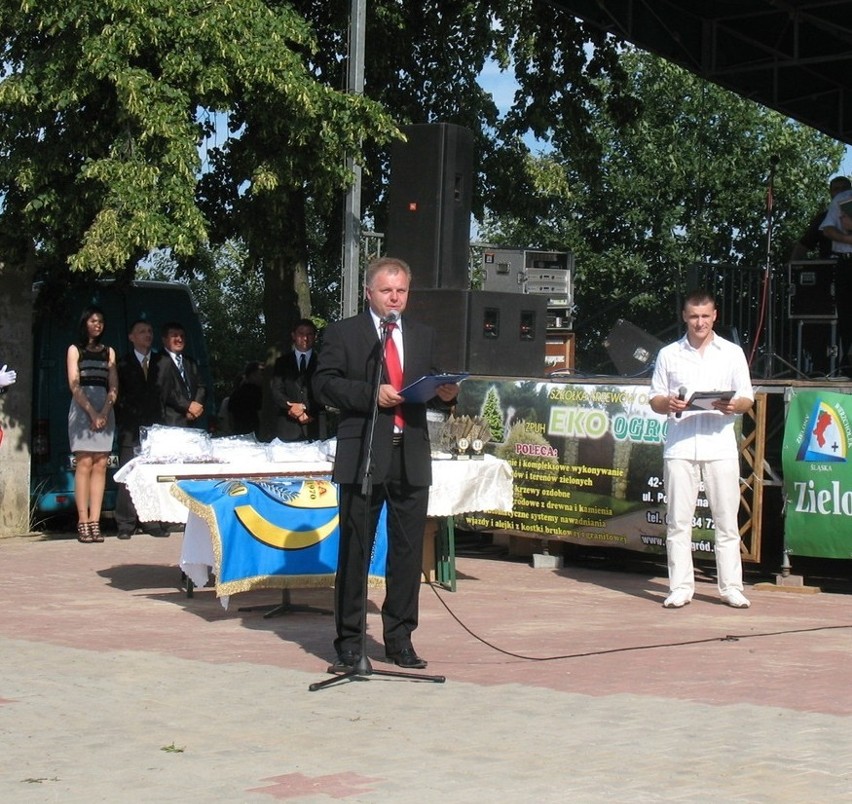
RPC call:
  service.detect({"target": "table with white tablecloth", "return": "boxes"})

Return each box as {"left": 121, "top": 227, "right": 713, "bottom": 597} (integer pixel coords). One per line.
{"left": 117, "top": 454, "right": 513, "bottom": 603}
{"left": 114, "top": 457, "right": 335, "bottom": 524}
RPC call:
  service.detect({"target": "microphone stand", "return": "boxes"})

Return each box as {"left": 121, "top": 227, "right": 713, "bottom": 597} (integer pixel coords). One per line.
{"left": 309, "top": 315, "right": 445, "bottom": 691}
{"left": 750, "top": 155, "right": 807, "bottom": 379}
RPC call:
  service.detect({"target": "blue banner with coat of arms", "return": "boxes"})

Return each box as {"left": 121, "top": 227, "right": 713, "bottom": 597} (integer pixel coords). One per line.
{"left": 782, "top": 389, "right": 852, "bottom": 558}
{"left": 174, "top": 477, "right": 387, "bottom": 596}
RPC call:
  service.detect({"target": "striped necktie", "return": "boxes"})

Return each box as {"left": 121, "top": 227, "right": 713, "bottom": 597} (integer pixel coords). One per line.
{"left": 175, "top": 353, "right": 188, "bottom": 387}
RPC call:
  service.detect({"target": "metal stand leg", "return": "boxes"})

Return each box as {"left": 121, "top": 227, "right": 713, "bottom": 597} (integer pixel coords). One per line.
{"left": 796, "top": 318, "right": 840, "bottom": 377}
{"left": 435, "top": 517, "right": 457, "bottom": 592}
{"left": 239, "top": 589, "right": 333, "bottom": 618}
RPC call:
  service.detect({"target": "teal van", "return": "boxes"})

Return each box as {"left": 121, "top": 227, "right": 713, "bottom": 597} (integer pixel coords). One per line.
{"left": 31, "top": 279, "right": 213, "bottom": 517}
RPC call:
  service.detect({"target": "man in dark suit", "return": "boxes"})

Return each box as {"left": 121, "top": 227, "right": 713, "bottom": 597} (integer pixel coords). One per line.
{"left": 114, "top": 319, "right": 165, "bottom": 538}
{"left": 313, "top": 256, "right": 458, "bottom": 672}
{"left": 156, "top": 321, "right": 206, "bottom": 427}
{"left": 270, "top": 318, "right": 323, "bottom": 441}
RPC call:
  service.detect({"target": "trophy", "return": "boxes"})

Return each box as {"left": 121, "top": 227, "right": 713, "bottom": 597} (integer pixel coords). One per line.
{"left": 441, "top": 414, "right": 490, "bottom": 460}
{"left": 469, "top": 418, "right": 491, "bottom": 460}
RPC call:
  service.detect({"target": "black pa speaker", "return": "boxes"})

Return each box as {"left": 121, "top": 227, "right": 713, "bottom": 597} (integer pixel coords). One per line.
{"left": 405, "top": 289, "right": 548, "bottom": 376}
{"left": 604, "top": 319, "right": 664, "bottom": 376}
{"left": 788, "top": 260, "right": 837, "bottom": 319}
{"left": 386, "top": 123, "right": 473, "bottom": 290}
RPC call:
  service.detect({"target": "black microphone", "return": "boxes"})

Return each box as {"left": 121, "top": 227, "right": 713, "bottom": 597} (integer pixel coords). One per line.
{"left": 381, "top": 310, "right": 399, "bottom": 326}
{"left": 675, "top": 386, "right": 686, "bottom": 418}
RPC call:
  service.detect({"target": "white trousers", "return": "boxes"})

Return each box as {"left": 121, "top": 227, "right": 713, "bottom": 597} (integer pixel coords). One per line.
{"left": 663, "top": 458, "right": 744, "bottom": 596}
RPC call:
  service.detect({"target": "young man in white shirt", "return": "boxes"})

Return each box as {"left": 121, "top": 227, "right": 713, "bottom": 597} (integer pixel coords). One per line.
{"left": 649, "top": 291, "right": 754, "bottom": 609}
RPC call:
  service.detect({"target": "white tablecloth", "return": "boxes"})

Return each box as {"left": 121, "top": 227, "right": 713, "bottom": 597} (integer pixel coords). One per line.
{"left": 117, "top": 454, "right": 513, "bottom": 524}
{"left": 115, "top": 457, "right": 334, "bottom": 523}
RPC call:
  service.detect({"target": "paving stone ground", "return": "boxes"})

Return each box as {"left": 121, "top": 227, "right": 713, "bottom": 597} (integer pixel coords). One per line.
{"left": 1, "top": 530, "right": 850, "bottom": 802}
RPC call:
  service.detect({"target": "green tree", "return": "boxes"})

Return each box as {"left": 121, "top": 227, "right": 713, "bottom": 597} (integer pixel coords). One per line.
{"left": 480, "top": 49, "right": 845, "bottom": 368}
{"left": 269, "top": 1, "right": 632, "bottom": 309}
{"left": 480, "top": 385, "right": 506, "bottom": 444}
{"left": 0, "top": 0, "right": 397, "bottom": 294}
{"left": 142, "top": 242, "right": 266, "bottom": 404}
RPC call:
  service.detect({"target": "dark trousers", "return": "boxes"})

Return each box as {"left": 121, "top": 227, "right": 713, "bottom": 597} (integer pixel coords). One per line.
{"left": 334, "top": 446, "right": 428, "bottom": 656}
{"left": 114, "top": 442, "right": 139, "bottom": 531}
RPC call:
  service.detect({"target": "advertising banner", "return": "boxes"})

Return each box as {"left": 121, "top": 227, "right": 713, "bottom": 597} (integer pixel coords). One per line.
{"left": 782, "top": 389, "right": 852, "bottom": 559}
{"left": 455, "top": 379, "right": 724, "bottom": 556}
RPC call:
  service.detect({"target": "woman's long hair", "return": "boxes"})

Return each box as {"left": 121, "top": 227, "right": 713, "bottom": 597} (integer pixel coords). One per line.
{"left": 76, "top": 305, "right": 106, "bottom": 348}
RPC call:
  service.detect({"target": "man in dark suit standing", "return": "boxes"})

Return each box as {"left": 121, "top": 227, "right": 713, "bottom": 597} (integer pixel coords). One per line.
{"left": 114, "top": 319, "right": 165, "bottom": 538}
{"left": 156, "top": 321, "right": 206, "bottom": 427}
{"left": 313, "top": 256, "right": 458, "bottom": 672}
{"left": 271, "top": 318, "right": 323, "bottom": 441}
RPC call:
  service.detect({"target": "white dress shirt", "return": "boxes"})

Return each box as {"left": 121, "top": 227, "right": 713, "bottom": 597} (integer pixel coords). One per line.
{"left": 369, "top": 310, "right": 404, "bottom": 371}
{"left": 650, "top": 333, "right": 753, "bottom": 461}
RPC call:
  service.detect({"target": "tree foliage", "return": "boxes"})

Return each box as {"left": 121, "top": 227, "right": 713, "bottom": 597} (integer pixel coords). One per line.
{"left": 0, "top": 0, "right": 397, "bottom": 284}
{"left": 2, "top": 1, "right": 630, "bottom": 343}
{"left": 141, "top": 242, "right": 266, "bottom": 403}
{"left": 3, "top": 4, "right": 845, "bottom": 379}
{"left": 479, "top": 49, "right": 845, "bottom": 368}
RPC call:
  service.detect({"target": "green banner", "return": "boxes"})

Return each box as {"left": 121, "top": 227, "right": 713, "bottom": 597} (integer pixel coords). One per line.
{"left": 455, "top": 379, "right": 725, "bottom": 556}
{"left": 782, "top": 389, "right": 852, "bottom": 559}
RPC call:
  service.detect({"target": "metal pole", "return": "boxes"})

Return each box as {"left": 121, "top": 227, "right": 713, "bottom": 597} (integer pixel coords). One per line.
{"left": 341, "top": 0, "right": 366, "bottom": 318}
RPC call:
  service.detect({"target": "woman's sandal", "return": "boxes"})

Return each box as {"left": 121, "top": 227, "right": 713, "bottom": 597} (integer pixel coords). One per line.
{"left": 90, "top": 521, "right": 104, "bottom": 542}
{"left": 77, "top": 522, "right": 94, "bottom": 543}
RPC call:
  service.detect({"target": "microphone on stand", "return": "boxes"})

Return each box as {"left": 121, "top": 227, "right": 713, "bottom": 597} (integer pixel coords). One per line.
{"left": 380, "top": 311, "right": 400, "bottom": 346}
{"left": 675, "top": 386, "right": 687, "bottom": 419}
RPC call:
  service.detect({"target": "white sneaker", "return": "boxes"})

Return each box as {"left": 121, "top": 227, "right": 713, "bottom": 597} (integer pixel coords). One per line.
{"left": 663, "top": 589, "right": 692, "bottom": 608}
{"left": 722, "top": 589, "right": 751, "bottom": 608}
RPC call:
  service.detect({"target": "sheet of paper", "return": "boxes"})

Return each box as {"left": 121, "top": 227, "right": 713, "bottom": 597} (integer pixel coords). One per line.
{"left": 686, "top": 390, "right": 734, "bottom": 411}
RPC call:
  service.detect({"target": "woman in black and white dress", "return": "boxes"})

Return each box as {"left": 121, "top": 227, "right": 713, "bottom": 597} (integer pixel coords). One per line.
{"left": 66, "top": 306, "right": 118, "bottom": 542}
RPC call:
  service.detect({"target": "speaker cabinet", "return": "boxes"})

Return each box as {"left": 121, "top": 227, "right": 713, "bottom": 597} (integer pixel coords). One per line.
{"left": 604, "top": 319, "right": 664, "bottom": 376}
{"left": 405, "top": 289, "right": 548, "bottom": 376}
{"left": 788, "top": 260, "right": 837, "bottom": 319}
{"left": 386, "top": 123, "right": 473, "bottom": 290}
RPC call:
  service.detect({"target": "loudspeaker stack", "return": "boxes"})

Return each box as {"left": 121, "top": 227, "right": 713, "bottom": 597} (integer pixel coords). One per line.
{"left": 386, "top": 123, "right": 473, "bottom": 290}
{"left": 405, "top": 289, "right": 548, "bottom": 377}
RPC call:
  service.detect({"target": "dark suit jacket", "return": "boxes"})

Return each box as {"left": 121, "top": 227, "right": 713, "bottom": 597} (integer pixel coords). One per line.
{"left": 115, "top": 351, "right": 163, "bottom": 446}
{"left": 227, "top": 381, "right": 262, "bottom": 435}
{"left": 156, "top": 351, "right": 206, "bottom": 427}
{"left": 271, "top": 351, "right": 322, "bottom": 441}
{"left": 313, "top": 311, "right": 439, "bottom": 486}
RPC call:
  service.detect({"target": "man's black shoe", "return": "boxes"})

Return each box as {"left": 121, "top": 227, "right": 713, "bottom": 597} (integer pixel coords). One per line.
{"left": 327, "top": 651, "right": 360, "bottom": 674}
{"left": 385, "top": 647, "right": 427, "bottom": 669}
{"left": 117, "top": 530, "right": 132, "bottom": 540}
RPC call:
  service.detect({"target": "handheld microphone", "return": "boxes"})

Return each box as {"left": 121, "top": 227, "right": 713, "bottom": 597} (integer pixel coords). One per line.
{"left": 675, "top": 386, "right": 686, "bottom": 419}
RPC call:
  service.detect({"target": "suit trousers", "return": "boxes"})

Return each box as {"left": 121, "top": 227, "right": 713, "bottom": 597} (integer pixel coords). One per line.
{"left": 114, "top": 443, "right": 139, "bottom": 531}
{"left": 664, "top": 458, "right": 744, "bottom": 597}
{"left": 334, "top": 444, "right": 429, "bottom": 656}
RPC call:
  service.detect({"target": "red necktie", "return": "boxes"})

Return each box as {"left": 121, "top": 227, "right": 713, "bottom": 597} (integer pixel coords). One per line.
{"left": 384, "top": 322, "right": 405, "bottom": 430}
